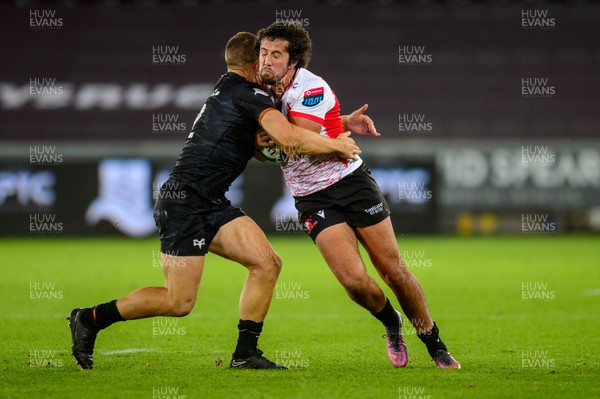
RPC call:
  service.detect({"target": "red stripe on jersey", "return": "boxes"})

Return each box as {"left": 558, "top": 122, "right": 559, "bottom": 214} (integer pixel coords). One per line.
{"left": 289, "top": 111, "right": 324, "bottom": 125}
{"left": 323, "top": 93, "right": 345, "bottom": 138}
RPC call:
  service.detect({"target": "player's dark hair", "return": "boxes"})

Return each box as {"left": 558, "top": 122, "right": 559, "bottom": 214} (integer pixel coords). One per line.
{"left": 256, "top": 20, "right": 312, "bottom": 69}
{"left": 225, "top": 32, "right": 258, "bottom": 69}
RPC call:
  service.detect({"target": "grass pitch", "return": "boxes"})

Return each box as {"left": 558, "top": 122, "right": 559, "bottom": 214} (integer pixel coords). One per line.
{"left": 1, "top": 235, "right": 598, "bottom": 398}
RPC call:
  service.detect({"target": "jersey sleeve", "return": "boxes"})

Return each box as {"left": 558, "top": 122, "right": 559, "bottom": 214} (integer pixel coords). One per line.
{"left": 288, "top": 76, "right": 334, "bottom": 126}
{"left": 234, "top": 85, "right": 276, "bottom": 124}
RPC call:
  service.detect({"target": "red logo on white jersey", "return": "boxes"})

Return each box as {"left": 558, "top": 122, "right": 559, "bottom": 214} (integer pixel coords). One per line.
{"left": 304, "top": 87, "right": 324, "bottom": 97}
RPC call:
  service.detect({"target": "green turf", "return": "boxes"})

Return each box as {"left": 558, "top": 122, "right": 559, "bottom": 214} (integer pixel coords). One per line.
{"left": 1, "top": 235, "right": 598, "bottom": 398}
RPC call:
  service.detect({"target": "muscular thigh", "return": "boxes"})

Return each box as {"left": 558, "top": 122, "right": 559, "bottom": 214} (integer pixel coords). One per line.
{"left": 315, "top": 223, "right": 369, "bottom": 285}
{"left": 161, "top": 254, "right": 204, "bottom": 300}
{"left": 355, "top": 217, "right": 403, "bottom": 275}
{"left": 208, "top": 216, "right": 277, "bottom": 267}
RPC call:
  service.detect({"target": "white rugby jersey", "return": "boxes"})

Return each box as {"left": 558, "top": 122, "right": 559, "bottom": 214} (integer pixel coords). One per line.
{"left": 277, "top": 68, "right": 362, "bottom": 197}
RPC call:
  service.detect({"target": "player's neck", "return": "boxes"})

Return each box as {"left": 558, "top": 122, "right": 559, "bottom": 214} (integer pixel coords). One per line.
{"left": 273, "top": 68, "right": 298, "bottom": 100}
{"left": 228, "top": 68, "right": 257, "bottom": 83}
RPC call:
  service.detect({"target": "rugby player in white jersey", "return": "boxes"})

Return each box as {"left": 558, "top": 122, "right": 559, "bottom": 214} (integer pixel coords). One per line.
{"left": 255, "top": 21, "right": 460, "bottom": 369}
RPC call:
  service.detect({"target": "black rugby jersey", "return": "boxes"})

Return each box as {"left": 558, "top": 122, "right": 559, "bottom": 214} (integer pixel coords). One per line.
{"left": 169, "top": 72, "right": 275, "bottom": 202}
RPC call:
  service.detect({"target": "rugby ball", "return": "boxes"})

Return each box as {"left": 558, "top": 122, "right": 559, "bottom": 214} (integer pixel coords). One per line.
{"left": 259, "top": 146, "right": 287, "bottom": 162}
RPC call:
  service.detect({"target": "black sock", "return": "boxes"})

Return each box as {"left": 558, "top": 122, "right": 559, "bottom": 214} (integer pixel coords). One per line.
{"left": 80, "top": 307, "right": 97, "bottom": 331}
{"left": 86, "top": 300, "right": 125, "bottom": 330}
{"left": 417, "top": 322, "right": 447, "bottom": 358}
{"left": 371, "top": 298, "right": 400, "bottom": 334}
{"left": 233, "top": 319, "right": 263, "bottom": 358}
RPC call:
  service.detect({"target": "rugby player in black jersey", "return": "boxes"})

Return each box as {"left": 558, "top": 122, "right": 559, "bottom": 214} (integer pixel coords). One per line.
{"left": 67, "top": 32, "right": 360, "bottom": 370}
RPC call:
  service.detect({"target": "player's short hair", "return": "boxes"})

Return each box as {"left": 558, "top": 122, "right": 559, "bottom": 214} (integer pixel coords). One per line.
{"left": 256, "top": 20, "right": 312, "bottom": 69}
{"left": 225, "top": 32, "right": 258, "bottom": 69}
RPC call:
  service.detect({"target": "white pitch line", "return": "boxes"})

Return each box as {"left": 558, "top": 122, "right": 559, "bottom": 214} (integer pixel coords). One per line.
{"left": 583, "top": 288, "right": 600, "bottom": 297}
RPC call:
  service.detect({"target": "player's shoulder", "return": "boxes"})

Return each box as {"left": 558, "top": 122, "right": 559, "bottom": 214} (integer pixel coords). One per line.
{"left": 286, "top": 68, "right": 330, "bottom": 100}
{"left": 220, "top": 73, "right": 253, "bottom": 92}
{"left": 222, "top": 76, "right": 271, "bottom": 104}
{"left": 215, "top": 72, "right": 258, "bottom": 93}
{"left": 294, "top": 68, "right": 328, "bottom": 89}
{"left": 286, "top": 68, "right": 333, "bottom": 108}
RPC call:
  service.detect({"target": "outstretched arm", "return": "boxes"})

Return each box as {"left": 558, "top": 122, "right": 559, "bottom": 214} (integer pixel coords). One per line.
{"left": 260, "top": 109, "right": 360, "bottom": 160}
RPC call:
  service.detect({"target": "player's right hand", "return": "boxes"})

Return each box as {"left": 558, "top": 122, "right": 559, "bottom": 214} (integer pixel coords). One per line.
{"left": 255, "top": 128, "right": 274, "bottom": 148}
{"left": 335, "top": 131, "right": 361, "bottom": 160}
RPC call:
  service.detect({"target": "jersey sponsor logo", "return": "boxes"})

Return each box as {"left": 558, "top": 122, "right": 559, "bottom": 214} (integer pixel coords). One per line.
{"left": 302, "top": 87, "right": 324, "bottom": 107}
{"left": 193, "top": 238, "right": 206, "bottom": 249}
{"left": 253, "top": 88, "right": 269, "bottom": 96}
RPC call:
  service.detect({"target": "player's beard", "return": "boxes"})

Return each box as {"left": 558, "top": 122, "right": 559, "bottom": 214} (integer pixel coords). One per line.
{"left": 259, "top": 70, "right": 277, "bottom": 85}
{"left": 260, "top": 71, "right": 292, "bottom": 97}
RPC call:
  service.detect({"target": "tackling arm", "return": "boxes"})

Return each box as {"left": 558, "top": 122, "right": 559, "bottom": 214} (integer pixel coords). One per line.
{"left": 260, "top": 109, "right": 360, "bottom": 160}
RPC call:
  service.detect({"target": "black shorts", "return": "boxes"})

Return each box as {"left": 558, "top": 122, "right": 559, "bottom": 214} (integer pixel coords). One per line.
{"left": 295, "top": 164, "right": 391, "bottom": 242}
{"left": 153, "top": 180, "right": 245, "bottom": 256}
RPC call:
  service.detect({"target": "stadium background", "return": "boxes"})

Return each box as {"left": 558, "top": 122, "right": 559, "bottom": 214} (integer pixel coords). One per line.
{"left": 0, "top": 0, "right": 599, "bottom": 237}
{"left": 1, "top": 2, "right": 599, "bottom": 399}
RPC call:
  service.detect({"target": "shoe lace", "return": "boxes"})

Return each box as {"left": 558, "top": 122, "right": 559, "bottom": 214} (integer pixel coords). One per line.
{"left": 253, "top": 349, "right": 279, "bottom": 367}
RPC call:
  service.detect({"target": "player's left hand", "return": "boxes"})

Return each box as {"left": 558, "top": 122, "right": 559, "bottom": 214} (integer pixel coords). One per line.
{"left": 256, "top": 128, "right": 274, "bottom": 147}
{"left": 347, "top": 104, "right": 380, "bottom": 137}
